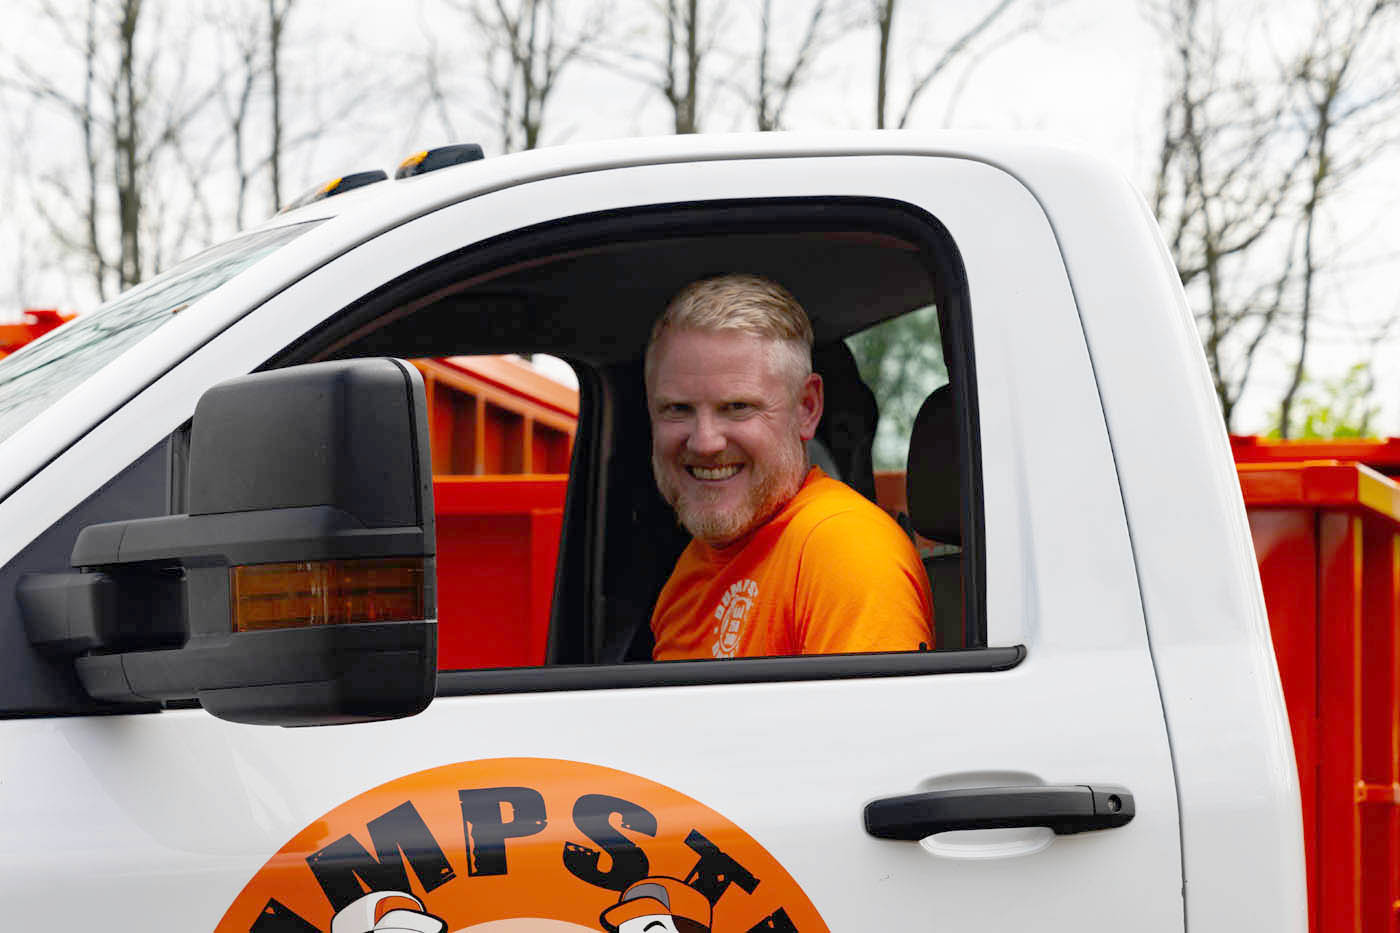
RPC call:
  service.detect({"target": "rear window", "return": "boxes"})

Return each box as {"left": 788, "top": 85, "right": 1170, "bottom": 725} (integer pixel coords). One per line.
{"left": 0, "top": 220, "right": 323, "bottom": 445}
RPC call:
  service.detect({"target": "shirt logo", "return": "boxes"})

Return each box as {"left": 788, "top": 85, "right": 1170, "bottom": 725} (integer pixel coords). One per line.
{"left": 712, "top": 579, "right": 758, "bottom": 658}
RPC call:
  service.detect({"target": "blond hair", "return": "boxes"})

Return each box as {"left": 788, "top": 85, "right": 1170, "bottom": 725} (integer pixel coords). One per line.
{"left": 644, "top": 274, "right": 813, "bottom": 390}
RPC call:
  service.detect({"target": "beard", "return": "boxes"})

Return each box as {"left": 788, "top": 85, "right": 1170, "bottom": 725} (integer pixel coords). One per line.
{"left": 653, "top": 435, "right": 809, "bottom": 548}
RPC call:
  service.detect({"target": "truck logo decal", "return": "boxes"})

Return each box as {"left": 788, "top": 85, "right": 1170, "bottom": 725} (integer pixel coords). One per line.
{"left": 216, "top": 757, "right": 827, "bottom": 933}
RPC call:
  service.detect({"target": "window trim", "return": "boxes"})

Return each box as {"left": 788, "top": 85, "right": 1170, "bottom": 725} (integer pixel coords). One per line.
{"left": 273, "top": 195, "right": 991, "bottom": 688}
{"left": 435, "top": 647, "right": 1024, "bottom": 696}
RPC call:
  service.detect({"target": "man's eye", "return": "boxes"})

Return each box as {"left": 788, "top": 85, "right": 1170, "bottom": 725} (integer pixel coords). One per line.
{"left": 661, "top": 403, "right": 691, "bottom": 417}
{"left": 724, "top": 401, "right": 753, "bottom": 413}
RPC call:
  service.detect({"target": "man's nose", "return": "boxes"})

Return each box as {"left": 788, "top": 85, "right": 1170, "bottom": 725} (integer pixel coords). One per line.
{"left": 687, "top": 410, "right": 727, "bottom": 456}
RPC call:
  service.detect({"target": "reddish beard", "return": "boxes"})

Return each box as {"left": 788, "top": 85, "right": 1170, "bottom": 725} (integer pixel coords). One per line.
{"left": 654, "top": 434, "right": 808, "bottom": 548}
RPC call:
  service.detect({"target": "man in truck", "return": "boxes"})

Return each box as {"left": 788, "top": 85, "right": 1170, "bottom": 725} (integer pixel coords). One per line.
{"left": 645, "top": 273, "right": 934, "bottom": 660}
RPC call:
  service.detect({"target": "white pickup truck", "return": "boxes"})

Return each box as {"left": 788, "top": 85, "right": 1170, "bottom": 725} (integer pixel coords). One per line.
{"left": 0, "top": 133, "right": 1304, "bottom": 931}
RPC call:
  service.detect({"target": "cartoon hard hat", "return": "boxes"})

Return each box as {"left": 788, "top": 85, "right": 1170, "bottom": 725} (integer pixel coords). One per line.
{"left": 600, "top": 877, "right": 713, "bottom": 931}
{"left": 330, "top": 891, "right": 446, "bottom": 933}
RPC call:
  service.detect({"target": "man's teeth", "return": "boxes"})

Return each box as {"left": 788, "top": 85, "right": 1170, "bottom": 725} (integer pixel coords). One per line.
{"left": 691, "top": 464, "right": 741, "bottom": 480}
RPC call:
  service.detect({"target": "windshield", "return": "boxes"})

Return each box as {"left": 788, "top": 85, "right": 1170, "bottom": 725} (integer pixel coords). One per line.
{"left": 0, "top": 221, "right": 323, "bottom": 445}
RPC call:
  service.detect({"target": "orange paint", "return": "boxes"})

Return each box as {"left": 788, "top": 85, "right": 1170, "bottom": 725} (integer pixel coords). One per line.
{"left": 216, "top": 758, "right": 828, "bottom": 933}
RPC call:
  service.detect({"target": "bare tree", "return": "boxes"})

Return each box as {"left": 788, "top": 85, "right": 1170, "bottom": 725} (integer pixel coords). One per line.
{"left": 871, "top": 0, "right": 1040, "bottom": 130}
{"left": 212, "top": 0, "right": 299, "bottom": 226}
{"left": 1150, "top": 0, "right": 1306, "bottom": 429}
{"left": 749, "top": 0, "right": 838, "bottom": 131}
{"left": 603, "top": 0, "right": 721, "bottom": 134}
{"left": 0, "top": 118, "right": 41, "bottom": 313}
{"left": 872, "top": 0, "right": 893, "bottom": 128}
{"left": 266, "top": 0, "right": 295, "bottom": 209}
{"left": 112, "top": 0, "right": 142, "bottom": 286}
{"left": 4, "top": 0, "right": 222, "bottom": 298}
{"left": 1151, "top": 0, "right": 1400, "bottom": 433}
{"left": 1276, "top": 0, "right": 1400, "bottom": 435}
{"left": 3, "top": 0, "right": 113, "bottom": 298}
{"left": 216, "top": 3, "right": 261, "bottom": 230}
{"left": 80, "top": 0, "right": 107, "bottom": 294}
{"left": 214, "top": 0, "right": 384, "bottom": 227}
{"left": 661, "top": 0, "right": 703, "bottom": 133}
{"left": 418, "top": 26, "right": 463, "bottom": 142}
{"left": 444, "top": 0, "right": 608, "bottom": 152}
{"left": 119, "top": 1, "right": 225, "bottom": 279}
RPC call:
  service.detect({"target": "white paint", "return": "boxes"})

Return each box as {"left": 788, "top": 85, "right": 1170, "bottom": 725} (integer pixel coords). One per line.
{"left": 1009, "top": 148, "right": 1308, "bottom": 933}
{"left": 617, "top": 917, "right": 680, "bottom": 933}
{"left": 919, "top": 827, "right": 1056, "bottom": 861}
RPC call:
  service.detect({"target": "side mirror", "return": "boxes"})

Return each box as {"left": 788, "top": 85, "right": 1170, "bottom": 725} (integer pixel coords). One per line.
{"left": 20, "top": 358, "right": 437, "bottom": 726}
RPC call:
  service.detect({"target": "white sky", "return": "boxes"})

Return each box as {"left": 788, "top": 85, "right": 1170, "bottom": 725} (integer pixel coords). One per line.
{"left": 2, "top": 0, "right": 1397, "bottom": 434}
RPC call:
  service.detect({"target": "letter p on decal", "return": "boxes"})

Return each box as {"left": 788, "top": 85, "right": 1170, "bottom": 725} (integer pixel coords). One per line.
{"left": 459, "top": 786, "right": 548, "bottom": 876}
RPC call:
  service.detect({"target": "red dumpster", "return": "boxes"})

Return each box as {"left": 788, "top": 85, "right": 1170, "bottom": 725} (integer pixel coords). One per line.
{"left": 434, "top": 474, "right": 567, "bottom": 669}
{"left": 0, "top": 309, "right": 75, "bottom": 358}
{"left": 1237, "top": 440, "right": 1400, "bottom": 933}
{"left": 413, "top": 356, "right": 575, "bottom": 670}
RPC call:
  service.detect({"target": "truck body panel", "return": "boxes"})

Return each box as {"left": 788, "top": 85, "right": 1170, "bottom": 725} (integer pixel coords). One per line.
{"left": 0, "top": 133, "right": 1302, "bottom": 930}
{"left": 1002, "top": 148, "right": 1306, "bottom": 932}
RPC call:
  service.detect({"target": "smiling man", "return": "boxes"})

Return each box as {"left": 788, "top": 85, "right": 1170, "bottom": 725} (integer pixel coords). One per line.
{"left": 645, "top": 274, "right": 934, "bottom": 660}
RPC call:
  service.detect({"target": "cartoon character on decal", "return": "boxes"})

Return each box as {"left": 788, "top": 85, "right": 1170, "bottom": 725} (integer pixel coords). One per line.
{"left": 330, "top": 891, "right": 446, "bottom": 933}
{"left": 326, "top": 880, "right": 713, "bottom": 933}
{"left": 600, "top": 877, "right": 713, "bottom": 933}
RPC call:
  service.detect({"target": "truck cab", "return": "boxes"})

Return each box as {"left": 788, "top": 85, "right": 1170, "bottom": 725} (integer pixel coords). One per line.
{"left": 0, "top": 133, "right": 1303, "bottom": 931}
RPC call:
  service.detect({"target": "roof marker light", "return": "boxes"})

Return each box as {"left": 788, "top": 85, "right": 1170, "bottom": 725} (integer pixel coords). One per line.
{"left": 395, "top": 144, "right": 485, "bottom": 179}
{"left": 280, "top": 169, "right": 389, "bottom": 213}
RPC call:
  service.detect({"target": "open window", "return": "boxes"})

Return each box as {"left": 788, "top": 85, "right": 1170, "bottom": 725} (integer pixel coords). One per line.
{"left": 409, "top": 354, "right": 579, "bottom": 671}
{"left": 277, "top": 198, "right": 992, "bottom": 688}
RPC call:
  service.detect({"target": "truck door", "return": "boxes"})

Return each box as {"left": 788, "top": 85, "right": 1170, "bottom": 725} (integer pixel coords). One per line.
{"left": 0, "top": 146, "right": 1182, "bottom": 931}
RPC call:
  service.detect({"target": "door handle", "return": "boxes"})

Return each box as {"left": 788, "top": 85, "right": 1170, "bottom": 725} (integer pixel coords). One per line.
{"left": 864, "top": 784, "right": 1134, "bottom": 840}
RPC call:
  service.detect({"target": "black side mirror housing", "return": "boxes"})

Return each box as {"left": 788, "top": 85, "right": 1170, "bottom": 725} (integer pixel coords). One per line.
{"left": 20, "top": 358, "right": 437, "bottom": 726}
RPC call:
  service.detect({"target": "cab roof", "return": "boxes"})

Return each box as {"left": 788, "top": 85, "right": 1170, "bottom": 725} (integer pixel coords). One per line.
{"left": 256, "top": 130, "right": 1120, "bottom": 241}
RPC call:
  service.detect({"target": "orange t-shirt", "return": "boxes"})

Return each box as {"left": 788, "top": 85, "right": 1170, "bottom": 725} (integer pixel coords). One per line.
{"left": 650, "top": 467, "right": 935, "bottom": 660}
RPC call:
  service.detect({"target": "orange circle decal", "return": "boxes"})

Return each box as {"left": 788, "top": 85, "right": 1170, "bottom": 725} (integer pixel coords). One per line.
{"left": 216, "top": 758, "right": 829, "bottom": 933}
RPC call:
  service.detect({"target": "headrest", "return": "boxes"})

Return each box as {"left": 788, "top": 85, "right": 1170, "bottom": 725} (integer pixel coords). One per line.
{"left": 812, "top": 341, "right": 879, "bottom": 501}
{"left": 907, "top": 384, "right": 961, "bottom": 544}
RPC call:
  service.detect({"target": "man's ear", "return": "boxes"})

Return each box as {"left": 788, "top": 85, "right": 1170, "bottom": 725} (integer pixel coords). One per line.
{"left": 796, "top": 372, "right": 823, "bottom": 441}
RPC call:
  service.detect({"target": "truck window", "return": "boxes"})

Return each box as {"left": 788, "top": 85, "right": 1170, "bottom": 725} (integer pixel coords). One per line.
{"left": 303, "top": 199, "right": 987, "bottom": 686}
{"left": 413, "top": 355, "right": 578, "bottom": 670}
{"left": 850, "top": 304, "right": 946, "bottom": 473}
{"left": 849, "top": 306, "right": 965, "bottom": 650}
{"left": 0, "top": 220, "right": 324, "bottom": 445}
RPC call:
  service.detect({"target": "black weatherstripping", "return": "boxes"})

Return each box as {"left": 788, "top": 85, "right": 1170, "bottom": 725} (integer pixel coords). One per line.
{"left": 436, "top": 646, "right": 1024, "bottom": 696}
{"left": 864, "top": 783, "right": 1135, "bottom": 840}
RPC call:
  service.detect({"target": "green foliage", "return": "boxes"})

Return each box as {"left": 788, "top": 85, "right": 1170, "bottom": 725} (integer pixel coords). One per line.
{"left": 1267, "top": 363, "right": 1379, "bottom": 439}
{"left": 847, "top": 304, "right": 947, "bottom": 470}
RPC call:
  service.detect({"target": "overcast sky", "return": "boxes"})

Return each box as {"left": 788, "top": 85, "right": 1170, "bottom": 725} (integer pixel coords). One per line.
{"left": 2, "top": 0, "right": 1397, "bottom": 434}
